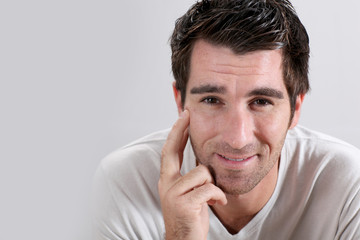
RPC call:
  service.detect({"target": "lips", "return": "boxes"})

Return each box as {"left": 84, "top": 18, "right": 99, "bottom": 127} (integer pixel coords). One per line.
{"left": 218, "top": 154, "right": 254, "bottom": 162}
{"left": 215, "top": 153, "right": 258, "bottom": 170}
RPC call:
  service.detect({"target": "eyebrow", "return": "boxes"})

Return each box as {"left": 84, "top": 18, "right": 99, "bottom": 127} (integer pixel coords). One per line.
{"left": 190, "top": 84, "right": 226, "bottom": 94}
{"left": 247, "top": 87, "right": 284, "bottom": 99}
{"left": 190, "top": 84, "right": 284, "bottom": 99}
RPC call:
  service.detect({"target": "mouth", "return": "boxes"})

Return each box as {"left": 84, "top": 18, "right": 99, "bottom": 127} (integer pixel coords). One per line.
{"left": 218, "top": 154, "right": 254, "bottom": 162}
{"left": 215, "top": 153, "right": 258, "bottom": 170}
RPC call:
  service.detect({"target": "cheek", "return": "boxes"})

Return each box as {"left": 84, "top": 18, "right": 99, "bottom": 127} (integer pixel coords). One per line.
{"left": 255, "top": 109, "right": 290, "bottom": 146}
{"left": 188, "top": 107, "right": 219, "bottom": 143}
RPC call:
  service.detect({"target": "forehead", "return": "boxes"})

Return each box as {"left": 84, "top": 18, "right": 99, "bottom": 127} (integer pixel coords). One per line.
{"left": 188, "top": 40, "right": 284, "bottom": 90}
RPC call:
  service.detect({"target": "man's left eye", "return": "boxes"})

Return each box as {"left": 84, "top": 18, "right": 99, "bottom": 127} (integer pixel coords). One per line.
{"left": 253, "top": 99, "right": 272, "bottom": 106}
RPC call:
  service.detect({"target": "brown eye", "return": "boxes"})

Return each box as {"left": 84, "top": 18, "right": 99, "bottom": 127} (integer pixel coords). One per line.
{"left": 202, "top": 97, "right": 220, "bottom": 105}
{"left": 253, "top": 99, "right": 272, "bottom": 106}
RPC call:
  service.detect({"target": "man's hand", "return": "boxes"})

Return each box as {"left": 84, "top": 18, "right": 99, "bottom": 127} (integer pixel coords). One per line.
{"left": 158, "top": 110, "right": 227, "bottom": 240}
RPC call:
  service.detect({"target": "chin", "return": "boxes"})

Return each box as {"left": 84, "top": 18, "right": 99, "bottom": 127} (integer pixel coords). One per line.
{"left": 217, "top": 180, "right": 259, "bottom": 196}
{"left": 208, "top": 162, "right": 274, "bottom": 196}
{"left": 215, "top": 176, "right": 260, "bottom": 196}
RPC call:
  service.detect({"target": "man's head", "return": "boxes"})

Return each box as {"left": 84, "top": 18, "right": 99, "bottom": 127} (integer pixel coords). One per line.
{"left": 171, "top": 0, "right": 310, "bottom": 120}
{"left": 170, "top": 0, "right": 309, "bottom": 195}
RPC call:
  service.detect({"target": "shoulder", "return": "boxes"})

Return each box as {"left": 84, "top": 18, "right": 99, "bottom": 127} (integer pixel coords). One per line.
{"left": 93, "top": 129, "right": 170, "bottom": 238}
{"left": 272, "top": 126, "right": 360, "bottom": 238}
{"left": 96, "top": 129, "right": 171, "bottom": 198}
{"left": 100, "top": 128, "right": 170, "bottom": 177}
{"left": 285, "top": 125, "right": 360, "bottom": 165}
{"left": 283, "top": 125, "right": 360, "bottom": 199}
{"left": 283, "top": 125, "right": 360, "bottom": 196}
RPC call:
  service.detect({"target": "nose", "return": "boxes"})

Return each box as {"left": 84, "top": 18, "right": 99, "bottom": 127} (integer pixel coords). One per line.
{"left": 221, "top": 106, "right": 254, "bottom": 150}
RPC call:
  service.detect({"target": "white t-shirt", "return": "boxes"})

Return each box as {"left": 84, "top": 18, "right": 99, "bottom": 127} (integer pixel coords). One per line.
{"left": 93, "top": 126, "right": 360, "bottom": 239}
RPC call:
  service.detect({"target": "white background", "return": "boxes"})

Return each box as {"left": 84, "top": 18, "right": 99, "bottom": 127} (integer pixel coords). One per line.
{"left": 1, "top": 0, "right": 359, "bottom": 239}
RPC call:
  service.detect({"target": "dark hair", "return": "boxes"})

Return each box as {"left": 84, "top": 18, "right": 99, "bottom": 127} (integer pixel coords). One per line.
{"left": 170, "top": 0, "right": 310, "bottom": 119}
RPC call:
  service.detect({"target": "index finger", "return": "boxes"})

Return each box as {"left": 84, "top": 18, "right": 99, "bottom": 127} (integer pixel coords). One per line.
{"left": 160, "top": 110, "right": 190, "bottom": 178}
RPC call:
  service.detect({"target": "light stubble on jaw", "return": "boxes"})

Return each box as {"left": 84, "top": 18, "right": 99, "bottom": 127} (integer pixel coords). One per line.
{"left": 195, "top": 149, "right": 281, "bottom": 196}
{"left": 217, "top": 167, "right": 268, "bottom": 195}
{"left": 207, "top": 164, "right": 217, "bottom": 186}
{"left": 191, "top": 139, "right": 266, "bottom": 195}
{"left": 189, "top": 132, "right": 284, "bottom": 195}
{"left": 196, "top": 157, "right": 263, "bottom": 195}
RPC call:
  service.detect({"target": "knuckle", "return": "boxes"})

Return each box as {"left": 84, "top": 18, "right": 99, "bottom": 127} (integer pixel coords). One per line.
{"left": 203, "top": 182, "right": 216, "bottom": 191}
{"left": 159, "top": 177, "right": 180, "bottom": 200}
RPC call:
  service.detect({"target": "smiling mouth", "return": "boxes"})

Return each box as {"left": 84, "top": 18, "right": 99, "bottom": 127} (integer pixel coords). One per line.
{"left": 219, "top": 154, "right": 252, "bottom": 162}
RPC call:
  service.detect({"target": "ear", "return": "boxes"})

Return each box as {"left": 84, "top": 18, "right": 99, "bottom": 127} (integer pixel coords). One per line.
{"left": 172, "top": 81, "right": 183, "bottom": 115}
{"left": 289, "top": 94, "right": 305, "bottom": 129}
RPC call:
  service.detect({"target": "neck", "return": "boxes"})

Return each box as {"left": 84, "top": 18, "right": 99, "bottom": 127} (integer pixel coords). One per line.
{"left": 211, "top": 159, "right": 279, "bottom": 234}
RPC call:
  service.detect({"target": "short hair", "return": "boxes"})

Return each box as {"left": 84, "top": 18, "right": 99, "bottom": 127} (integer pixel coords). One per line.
{"left": 170, "top": 0, "right": 310, "bottom": 119}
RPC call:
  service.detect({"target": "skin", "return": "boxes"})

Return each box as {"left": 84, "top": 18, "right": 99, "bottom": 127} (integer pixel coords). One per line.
{"left": 159, "top": 39, "right": 304, "bottom": 239}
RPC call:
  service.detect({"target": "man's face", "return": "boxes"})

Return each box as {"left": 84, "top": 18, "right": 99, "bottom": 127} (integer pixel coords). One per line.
{"left": 176, "top": 40, "right": 302, "bottom": 195}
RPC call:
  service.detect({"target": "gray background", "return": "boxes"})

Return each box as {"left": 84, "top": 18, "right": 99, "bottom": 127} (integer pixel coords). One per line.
{"left": 1, "top": 0, "right": 359, "bottom": 239}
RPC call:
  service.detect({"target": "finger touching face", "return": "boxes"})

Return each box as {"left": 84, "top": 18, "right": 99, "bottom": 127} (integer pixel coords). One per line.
{"left": 160, "top": 110, "right": 190, "bottom": 180}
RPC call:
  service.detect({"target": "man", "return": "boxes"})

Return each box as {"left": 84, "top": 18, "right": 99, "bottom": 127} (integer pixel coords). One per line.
{"left": 93, "top": 0, "right": 360, "bottom": 239}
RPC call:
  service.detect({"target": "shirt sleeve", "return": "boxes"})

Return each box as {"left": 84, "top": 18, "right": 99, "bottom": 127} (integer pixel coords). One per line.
{"left": 91, "top": 145, "right": 165, "bottom": 240}
{"left": 92, "top": 165, "right": 130, "bottom": 240}
{"left": 336, "top": 186, "right": 360, "bottom": 240}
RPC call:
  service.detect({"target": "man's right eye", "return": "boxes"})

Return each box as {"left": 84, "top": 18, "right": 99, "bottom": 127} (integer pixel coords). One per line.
{"left": 201, "top": 97, "right": 221, "bottom": 105}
